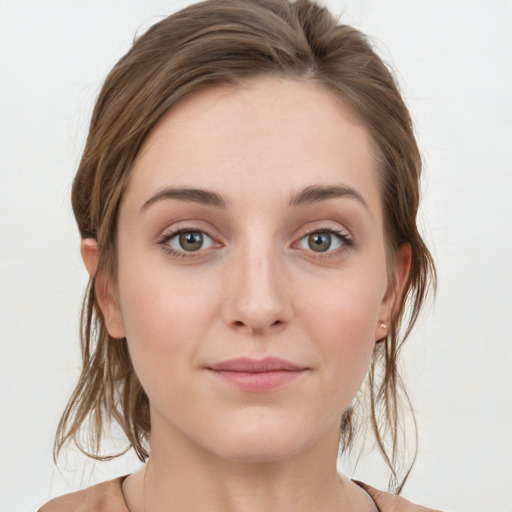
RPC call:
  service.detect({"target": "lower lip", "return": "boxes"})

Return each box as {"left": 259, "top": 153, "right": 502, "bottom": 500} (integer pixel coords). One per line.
{"left": 208, "top": 369, "right": 307, "bottom": 391}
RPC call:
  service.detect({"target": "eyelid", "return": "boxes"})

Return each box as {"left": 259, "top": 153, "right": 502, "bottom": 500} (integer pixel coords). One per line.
{"left": 292, "top": 224, "right": 354, "bottom": 259}
{"left": 157, "top": 223, "right": 222, "bottom": 258}
{"left": 156, "top": 221, "right": 353, "bottom": 260}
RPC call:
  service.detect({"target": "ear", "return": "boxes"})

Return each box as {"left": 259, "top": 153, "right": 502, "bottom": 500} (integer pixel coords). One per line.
{"left": 375, "top": 242, "right": 412, "bottom": 341}
{"left": 80, "top": 238, "right": 126, "bottom": 339}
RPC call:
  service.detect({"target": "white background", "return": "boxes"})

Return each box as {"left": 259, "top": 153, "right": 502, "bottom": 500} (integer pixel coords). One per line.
{"left": 1, "top": 1, "right": 511, "bottom": 510}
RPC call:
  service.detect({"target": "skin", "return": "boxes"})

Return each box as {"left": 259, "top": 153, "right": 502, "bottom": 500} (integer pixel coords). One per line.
{"left": 82, "top": 76, "right": 410, "bottom": 512}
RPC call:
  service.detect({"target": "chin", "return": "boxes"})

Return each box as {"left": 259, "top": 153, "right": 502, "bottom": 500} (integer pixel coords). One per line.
{"left": 202, "top": 415, "right": 326, "bottom": 464}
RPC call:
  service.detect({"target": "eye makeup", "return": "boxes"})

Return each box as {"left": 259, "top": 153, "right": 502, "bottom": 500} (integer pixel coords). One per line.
{"left": 156, "top": 222, "right": 354, "bottom": 262}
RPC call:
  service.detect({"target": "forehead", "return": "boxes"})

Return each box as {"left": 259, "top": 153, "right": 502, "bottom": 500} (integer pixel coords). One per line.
{"left": 126, "top": 76, "right": 381, "bottom": 216}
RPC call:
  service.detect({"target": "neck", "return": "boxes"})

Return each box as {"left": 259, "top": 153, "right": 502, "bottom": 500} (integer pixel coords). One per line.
{"left": 130, "top": 415, "right": 371, "bottom": 512}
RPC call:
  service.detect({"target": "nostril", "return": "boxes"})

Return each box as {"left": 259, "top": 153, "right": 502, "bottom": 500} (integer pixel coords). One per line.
{"left": 231, "top": 319, "right": 283, "bottom": 330}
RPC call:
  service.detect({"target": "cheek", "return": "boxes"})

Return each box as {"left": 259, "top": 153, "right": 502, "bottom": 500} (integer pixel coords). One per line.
{"left": 306, "top": 271, "right": 382, "bottom": 341}
{"left": 115, "top": 262, "right": 220, "bottom": 392}
{"left": 302, "top": 273, "right": 383, "bottom": 397}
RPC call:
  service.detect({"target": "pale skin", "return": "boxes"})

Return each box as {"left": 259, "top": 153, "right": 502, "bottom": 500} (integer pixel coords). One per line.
{"left": 81, "top": 76, "right": 411, "bottom": 512}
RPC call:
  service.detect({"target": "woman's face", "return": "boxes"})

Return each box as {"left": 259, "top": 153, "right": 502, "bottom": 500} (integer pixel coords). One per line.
{"left": 96, "top": 76, "right": 407, "bottom": 462}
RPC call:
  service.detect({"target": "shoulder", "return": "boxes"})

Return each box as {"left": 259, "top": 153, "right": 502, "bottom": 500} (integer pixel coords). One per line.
{"left": 38, "top": 476, "right": 128, "bottom": 512}
{"left": 353, "top": 480, "right": 443, "bottom": 512}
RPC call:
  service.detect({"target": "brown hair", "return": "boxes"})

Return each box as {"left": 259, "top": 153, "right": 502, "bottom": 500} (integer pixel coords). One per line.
{"left": 55, "top": 0, "right": 436, "bottom": 492}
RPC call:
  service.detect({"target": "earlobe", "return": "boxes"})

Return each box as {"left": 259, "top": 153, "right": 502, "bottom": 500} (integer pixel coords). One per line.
{"left": 80, "top": 238, "right": 126, "bottom": 339}
{"left": 375, "top": 243, "right": 412, "bottom": 341}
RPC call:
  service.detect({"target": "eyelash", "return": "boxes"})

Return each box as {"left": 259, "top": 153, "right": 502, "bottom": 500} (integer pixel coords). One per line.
{"left": 157, "top": 225, "right": 217, "bottom": 259}
{"left": 298, "top": 225, "right": 353, "bottom": 260}
{"left": 157, "top": 225, "right": 353, "bottom": 260}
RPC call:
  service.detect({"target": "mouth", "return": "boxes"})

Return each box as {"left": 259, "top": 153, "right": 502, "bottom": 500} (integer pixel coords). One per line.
{"left": 205, "top": 357, "right": 309, "bottom": 392}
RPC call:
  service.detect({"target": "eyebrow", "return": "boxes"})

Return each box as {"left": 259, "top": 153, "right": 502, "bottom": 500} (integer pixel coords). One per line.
{"left": 140, "top": 184, "right": 368, "bottom": 211}
{"left": 141, "top": 187, "right": 229, "bottom": 211}
{"left": 287, "top": 184, "right": 368, "bottom": 209}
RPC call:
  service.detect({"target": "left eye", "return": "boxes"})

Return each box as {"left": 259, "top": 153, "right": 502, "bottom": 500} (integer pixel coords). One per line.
{"left": 297, "top": 230, "right": 345, "bottom": 253}
{"left": 166, "top": 230, "right": 215, "bottom": 252}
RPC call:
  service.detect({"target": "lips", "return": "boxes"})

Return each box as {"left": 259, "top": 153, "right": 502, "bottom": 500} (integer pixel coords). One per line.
{"left": 206, "top": 357, "right": 308, "bottom": 391}
{"left": 207, "top": 357, "right": 306, "bottom": 372}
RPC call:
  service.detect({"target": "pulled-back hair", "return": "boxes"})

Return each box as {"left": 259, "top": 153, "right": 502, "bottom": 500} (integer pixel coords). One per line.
{"left": 55, "top": 0, "right": 436, "bottom": 493}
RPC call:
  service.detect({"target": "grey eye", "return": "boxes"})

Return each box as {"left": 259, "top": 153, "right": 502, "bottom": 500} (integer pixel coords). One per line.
{"left": 297, "top": 231, "right": 344, "bottom": 253}
{"left": 308, "top": 232, "right": 332, "bottom": 252}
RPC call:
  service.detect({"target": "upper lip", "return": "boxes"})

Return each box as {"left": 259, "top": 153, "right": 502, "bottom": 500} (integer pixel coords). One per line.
{"left": 206, "top": 357, "right": 307, "bottom": 373}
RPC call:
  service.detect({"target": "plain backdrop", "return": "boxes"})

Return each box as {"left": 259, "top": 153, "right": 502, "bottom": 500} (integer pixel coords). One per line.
{"left": 1, "top": 1, "right": 511, "bottom": 510}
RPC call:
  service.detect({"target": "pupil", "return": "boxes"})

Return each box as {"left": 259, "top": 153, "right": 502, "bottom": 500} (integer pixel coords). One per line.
{"left": 309, "top": 232, "right": 331, "bottom": 252}
{"left": 180, "top": 231, "right": 203, "bottom": 251}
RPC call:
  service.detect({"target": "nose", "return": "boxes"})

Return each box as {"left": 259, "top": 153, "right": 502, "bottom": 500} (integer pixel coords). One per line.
{"left": 222, "top": 239, "right": 293, "bottom": 336}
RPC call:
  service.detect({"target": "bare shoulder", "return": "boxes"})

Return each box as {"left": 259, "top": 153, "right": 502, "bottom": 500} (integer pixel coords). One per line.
{"left": 38, "top": 477, "right": 128, "bottom": 512}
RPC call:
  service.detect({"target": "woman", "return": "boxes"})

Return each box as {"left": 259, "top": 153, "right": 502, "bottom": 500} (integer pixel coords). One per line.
{"left": 39, "top": 0, "right": 438, "bottom": 510}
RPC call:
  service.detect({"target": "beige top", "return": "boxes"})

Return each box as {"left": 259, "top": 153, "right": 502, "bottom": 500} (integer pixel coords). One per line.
{"left": 38, "top": 476, "right": 442, "bottom": 512}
